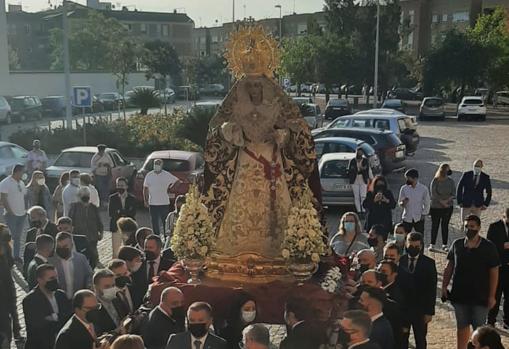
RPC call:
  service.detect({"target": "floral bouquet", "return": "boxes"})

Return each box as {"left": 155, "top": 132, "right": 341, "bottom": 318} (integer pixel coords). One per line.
{"left": 170, "top": 184, "right": 215, "bottom": 260}
{"left": 320, "top": 266, "right": 344, "bottom": 294}
{"left": 281, "top": 185, "right": 327, "bottom": 263}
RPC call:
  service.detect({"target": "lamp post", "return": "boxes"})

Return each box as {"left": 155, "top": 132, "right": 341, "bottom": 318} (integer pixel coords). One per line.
{"left": 373, "top": 0, "right": 380, "bottom": 108}
{"left": 275, "top": 4, "right": 282, "bottom": 43}
{"left": 63, "top": 0, "right": 72, "bottom": 129}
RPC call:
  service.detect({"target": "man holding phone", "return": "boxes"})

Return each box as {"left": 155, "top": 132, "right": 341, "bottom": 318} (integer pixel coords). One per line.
{"left": 398, "top": 169, "right": 430, "bottom": 235}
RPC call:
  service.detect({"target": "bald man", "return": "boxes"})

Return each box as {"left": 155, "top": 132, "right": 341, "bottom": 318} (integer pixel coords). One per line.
{"left": 356, "top": 249, "right": 377, "bottom": 281}
{"left": 143, "top": 287, "right": 186, "bottom": 349}
{"left": 457, "top": 159, "right": 492, "bottom": 220}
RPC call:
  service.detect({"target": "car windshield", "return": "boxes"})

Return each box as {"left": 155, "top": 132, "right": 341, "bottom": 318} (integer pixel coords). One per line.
{"left": 329, "top": 119, "right": 349, "bottom": 128}
{"left": 42, "top": 98, "right": 63, "bottom": 107}
{"left": 384, "top": 100, "right": 402, "bottom": 107}
{"left": 144, "top": 158, "right": 191, "bottom": 172}
{"left": 10, "top": 99, "right": 25, "bottom": 109}
{"left": 329, "top": 99, "right": 347, "bottom": 106}
{"left": 424, "top": 99, "right": 443, "bottom": 107}
{"left": 463, "top": 99, "right": 483, "bottom": 105}
{"left": 321, "top": 160, "right": 349, "bottom": 178}
{"left": 54, "top": 152, "right": 94, "bottom": 168}
{"left": 299, "top": 104, "right": 316, "bottom": 116}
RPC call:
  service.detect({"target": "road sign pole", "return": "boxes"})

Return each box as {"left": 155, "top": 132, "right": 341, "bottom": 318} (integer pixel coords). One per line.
{"left": 82, "top": 107, "right": 86, "bottom": 145}
{"left": 63, "top": 0, "right": 73, "bottom": 129}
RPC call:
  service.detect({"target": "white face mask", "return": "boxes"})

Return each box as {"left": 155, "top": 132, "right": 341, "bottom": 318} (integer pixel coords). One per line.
{"left": 21, "top": 173, "right": 28, "bottom": 181}
{"left": 473, "top": 166, "right": 482, "bottom": 175}
{"left": 154, "top": 164, "right": 162, "bottom": 172}
{"left": 241, "top": 310, "right": 256, "bottom": 323}
{"left": 102, "top": 286, "right": 118, "bottom": 301}
{"left": 71, "top": 178, "right": 80, "bottom": 186}
{"left": 131, "top": 261, "right": 143, "bottom": 273}
{"left": 37, "top": 178, "right": 45, "bottom": 186}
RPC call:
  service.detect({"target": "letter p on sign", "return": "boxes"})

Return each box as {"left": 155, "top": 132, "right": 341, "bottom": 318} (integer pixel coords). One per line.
{"left": 72, "top": 86, "right": 92, "bottom": 108}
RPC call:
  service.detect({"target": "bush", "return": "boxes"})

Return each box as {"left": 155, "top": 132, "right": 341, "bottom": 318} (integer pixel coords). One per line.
{"left": 130, "top": 88, "right": 161, "bottom": 115}
{"left": 176, "top": 106, "right": 216, "bottom": 149}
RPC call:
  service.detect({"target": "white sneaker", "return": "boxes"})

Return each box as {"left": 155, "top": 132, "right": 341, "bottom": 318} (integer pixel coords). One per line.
{"left": 442, "top": 245, "right": 449, "bottom": 252}
{"left": 428, "top": 244, "right": 434, "bottom": 251}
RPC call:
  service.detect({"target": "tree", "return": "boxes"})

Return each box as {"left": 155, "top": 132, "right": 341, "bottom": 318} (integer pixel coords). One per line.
{"left": 187, "top": 54, "right": 228, "bottom": 86}
{"left": 130, "top": 88, "right": 160, "bottom": 115}
{"left": 176, "top": 107, "right": 217, "bottom": 149}
{"left": 324, "top": 0, "right": 358, "bottom": 37}
{"left": 280, "top": 36, "right": 318, "bottom": 95}
{"left": 141, "top": 40, "right": 183, "bottom": 115}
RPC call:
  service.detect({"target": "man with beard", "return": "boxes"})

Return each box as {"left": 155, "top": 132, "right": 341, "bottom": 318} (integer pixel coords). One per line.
{"left": 143, "top": 287, "right": 186, "bottom": 349}
{"left": 108, "top": 259, "right": 135, "bottom": 317}
{"left": 358, "top": 287, "right": 394, "bottom": 349}
{"left": 338, "top": 310, "right": 381, "bottom": 349}
{"left": 442, "top": 215, "right": 499, "bottom": 349}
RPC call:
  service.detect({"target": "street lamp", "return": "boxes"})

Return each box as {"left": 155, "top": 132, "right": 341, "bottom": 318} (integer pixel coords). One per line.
{"left": 373, "top": 0, "right": 380, "bottom": 108}
{"left": 62, "top": 0, "right": 72, "bottom": 129}
{"left": 275, "top": 4, "right": 282, "bottom": 43}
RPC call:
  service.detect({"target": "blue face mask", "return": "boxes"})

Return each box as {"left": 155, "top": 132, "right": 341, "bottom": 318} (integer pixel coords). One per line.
{"left": 344, "top": 222, "right": 356, "bottom": 232}
{"left": 394, "top": 234, "right": 405, "bottom": 243}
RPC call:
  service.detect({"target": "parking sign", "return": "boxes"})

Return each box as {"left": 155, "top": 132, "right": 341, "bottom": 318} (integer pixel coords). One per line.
{"left": 72, "top": 86, "right": 92, "bottom": 107}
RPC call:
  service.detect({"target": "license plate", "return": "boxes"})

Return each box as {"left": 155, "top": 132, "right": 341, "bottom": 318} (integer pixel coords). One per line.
{"left": 333, "top": 107, "right": 344, "bottom": 110}
{"left": 334, "top": 184, "right": 350, "bottom": 190}
{"left": 468, "top": 108, "right": 478, "bottom": 112}
{"left": 396, "top": 151, "right": 404, "bottom": 158}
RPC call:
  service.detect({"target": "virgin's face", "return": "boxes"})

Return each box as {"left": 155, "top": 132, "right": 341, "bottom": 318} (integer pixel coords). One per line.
{"left": 246, "top": 80, "right": 263, "bottom": 105}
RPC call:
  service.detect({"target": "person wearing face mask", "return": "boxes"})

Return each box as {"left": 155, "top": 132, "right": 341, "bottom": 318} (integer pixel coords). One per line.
{"left": 218, "top": 293, "right": 258, "bottom": 349}
{"left": 391, "top": 223, "right": 409, "bottom": 253}
{"left": 348, "top": 148, "right": 372, "bottom": 217}
{"left": 22, "top": 264, "right": 72, "bottom": 349}
{"left": 108, "top": 259, "right": 135, "bottom": 316}
{"left": 367, "top": 225, "right": 388, "bottom": 263}
{"left": 62, "top": 169, "right": 81, "bottom": 217}
{"left": 363, "top": 176, "right": 396, "bottom": 234}
{"left": 91, "top": 144, "right": 114, "bottom": 207}
{"left": 143, "top": 287, "right": 186, "bottom": 349}
{"left": 49, "top": 232, "right": 93, "bottom": 300}
{"left": 26, "top": 234, "right": 54, "bottom": 289}
{"left": 143, "top": 158, "right": 180, "bottom": 236}
{"left": 358, "top": 287, "right": 394, "bottom": 349}
{"left": 429, "top": 163, "right": 456, "bottom": 251}
{"left": 118, "top": 246, "right": 145, "bottom": 309}
{"left": 398, "top": 169, "right": 430, "bottom": 235}
{"left": 398, "top": 232, "right": 437, "bottom": 349}
{"left": 52, "top": 172, "right": 70, "bottom": 222}
{"left": 55, "top": 289, "right": 109, "bottom": 349}
{"left": 457, "top": 159, "right": 492, "bottom": 221}
{"left": 166, "top": 301, "right": 227, "bottom": 349}
{"left": 69, "top": 186, "right": 104, "bottom": 269}
{"left": 330, "top": 212, "right": 368, "bottom": 257}
{"left": 337, "top": 310, "right": 381, "bottom": 349}
{"left": 280, "top": 299, "right": 321, "bottom": 349}
{"left": 442, "top": 215, "right": 500, "bottom": 349}
{"left": 26, "top": 170, "right": 52, "bottom": 218}
{"left": 109, "top": 177, "right": 137, "bottom": 257}
{"left": 91, "top": 269, "right": 126, "bottom": 336}
{"left": 26, "top": 139, "right": 48, "bottom": 175}
{"left": 80, "top": 173, "right": 100, "bottom": 208}
{"left": 354, "top": 249, "right": 377, "bottom": 281}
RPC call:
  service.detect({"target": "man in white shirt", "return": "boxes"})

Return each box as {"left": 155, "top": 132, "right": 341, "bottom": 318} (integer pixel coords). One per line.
{"left": 0, "top": 164, "right": 28, "bottom": 261}
{"left": 143, "top": 159, "right": 180, "bottom": 236}
{"left": 26, "top": 139, "right": 48, "bottom": 175}
{"left": 91, "top": 144, "right": 114, "bottom": 206}
{"left": 62, "top": 170, "right": 81, "bottom": 217}
{"left": 80, "top": 173, "right": 100, "bottom": 208}
{"left": 398, "top": 169, "right": 431, "bottom": 235}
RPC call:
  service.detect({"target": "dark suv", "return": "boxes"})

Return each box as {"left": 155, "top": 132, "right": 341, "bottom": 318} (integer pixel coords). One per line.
{"left": 8, "top": 96, "right": 43, "bottom": 122}
{"left": 324, "top": 98, "right": 351, "bottom": 119}
{"left": 313, "top": 128, "right": 406, "bottom": 173}
{"left": 41, "top": 96, "right": 66, "bottom": 118}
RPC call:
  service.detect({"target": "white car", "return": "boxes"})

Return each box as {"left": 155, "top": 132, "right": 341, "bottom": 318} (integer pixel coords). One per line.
{"left": 0, "top": 142, "right": 28, "bottom": 179}
{"left": 319, "top": 153, "right": 356, "bottom": 207}
{"left": 0, "top": 97, "right": 11, "bottom": 124}
{"left": 457, "top": 96, "right": 486, "bottom": 121}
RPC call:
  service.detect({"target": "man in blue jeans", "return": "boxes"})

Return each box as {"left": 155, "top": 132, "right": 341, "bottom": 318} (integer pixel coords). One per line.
{"left": 0, "top": 164, "right": 27, "bottom": 263}
{"left": 442, "top": 215, "right": 499, "bottom": 349}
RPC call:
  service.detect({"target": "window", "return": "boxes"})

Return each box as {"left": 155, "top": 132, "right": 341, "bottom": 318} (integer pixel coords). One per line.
{"left": 140, "top": 23, "right": 147, "bottom": 33}
{"left": 329, "top": 119, "right": 349, "bottom": 128}
{"left": 432, "top": 14, "right": 438, "bottom": 23}
{"left": 442, "top": 14, "right": 448, "bottom": 22}
{"left": 351, "top": 119, "right": 371, "bottom": 128}
{"left": 453, "top": 11, "right": 469, "bottom": 22}
{"left": 161, "top": 24, "right": 169, "bottom": 36}
{"left": 321, "top": 160, "right": 349, "bottom": 179}
{"left": 110, "top": 152, "right": 125, "bottom": 166}
{"left": 328, "top": 143, "right": 351, "bottom": 153}
{"left": 373, "top": 120, "right": 390, "bottom": 131}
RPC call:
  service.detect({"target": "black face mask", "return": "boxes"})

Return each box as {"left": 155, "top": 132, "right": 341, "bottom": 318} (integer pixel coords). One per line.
{"left": 56, "top": 247, "right": 71, "bottom": 259}
{"left": 31, "top": 220, "right": 43, "bottom": 228}
{"left": 447, "top": 169, "right": 453, "bottom": 176}
{"left": 188, "top": 323, "right": 208, "bottom": 338}
{"left": 359, "top": 264, "right": 370, "bottom": 273}
{"left": 171, "top": 306, "right": 186, "bottom": 322}
{"left": 337, "top": 329, "right": 351, "bottom": 347}
{"left": 45, "top": 278, "right": 59, "bottom": 292}
{"left": 85, "top": 308, "right": 101, "bottom": 323}
{"left": 406, "top": 179, "right": 414, "bottom": 186}
{"left": 145, "top": 250, "right": 157, "bottom": 261}
{"left": 115, "top": 276, "right": 131, "bottom": 288}
{"left": 117, "top": 188, "right": 126, "bottom": 195}
{"left": 466, "top": 229, "right": 478, "bottom": 240}
{"left": 367, "top": 237, "right": 378, "bottom": 247}
{"left": 406, "top": 246, "right": 421, "bottom": 257}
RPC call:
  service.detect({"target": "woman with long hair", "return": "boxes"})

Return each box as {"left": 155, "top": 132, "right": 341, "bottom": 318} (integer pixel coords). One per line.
{"left": 26, "top": 170, "right": 52, "bottom": 218}
{"left": 362, "top": 175, "right": 396, "bottom": 233}
{"left": 52, "top": 171, "right": 69, "bottom": 221}
{"left": 218, "top": 292, "right": 258, "bottom": 349}
{"left": 429, "top": 163, "right": 455, "bottom": 251}
{"left": 329, "top": 212, "right": 368, "bottom": 257}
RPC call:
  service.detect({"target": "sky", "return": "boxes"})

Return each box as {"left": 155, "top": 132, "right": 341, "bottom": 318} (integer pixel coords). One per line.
{"left": 7, "top": 0, "right": 325, "bottom": 27}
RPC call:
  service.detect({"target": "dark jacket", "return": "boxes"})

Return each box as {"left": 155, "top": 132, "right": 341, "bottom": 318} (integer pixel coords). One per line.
{"left": 370, "top": 315, "right": 394, "bottom": 349}
{"left": 399, "top": 254, "right": 437, "bottom": 316}
{"left": 108, "top": 192, "right": 137, "bottom": 232}
{"left": 25, "top": 222, "right": 59, "bottom": 243}
{"left": 487, "top": 219, "right": 509, "bottom": 266}
{"left": 348, "top": 157, "right": 370, "bottom": 184}
{"left": 26, "top": 255, "right": 47, "bottom": 289}
{"left": 457, "top": 170, "right": 492, "bottom": 208}
{"left": 363, "top": 189, "right": 396, "bottom": 231}
{"left": 22, "top": 287, "right": 72, "bottom": 349}
{"left": 279, "top": 321, "right": 321, "bottom": 349}
{"left": 347, "top": 341, "right": 381, "bottom": 349}
{"left": 54, "top": 315, "right": 95, "bottom": 349}
{"left": 69, "top": 202, "right": 103, "bottom": 242}
{"left": 143, "top": 306, "right": 185, "bottom": 349}
{"left": 93, "top": 297, "right": 131, "bottom": 336}
{"left": 166, "top": 331, "right": 227, "bottom": 349}
{"left": 131, "top": 256, "right": 174, "bottom": 307}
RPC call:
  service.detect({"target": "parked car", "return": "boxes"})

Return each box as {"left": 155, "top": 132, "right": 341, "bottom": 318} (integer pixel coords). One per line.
{"left": 299, "top": 103, "right": 322, "bottom": 129}
{"left": 0, "top": 96, "right": 12, "bottom": 124}
{"left": 96, "top": 92, "right": 123, "bottom": 110}
{"left": 133, "top": 150, "right": 205, "bottom": 203}
{"left": 457, "top": 96, "right": 486, "bottom": 121}
{"left": 495, "top": 91, "right": 509, "bottom": 105}
{"left": 355, "top": 108, "right": 405, "bottom": 116}
{"left": 381, "top": 99, "right": 406, "bottom": 113}
{"left": 176, "top": 86, "right": 200, "bottom": 100}
{"left": 314, "top": 137, "right": 382, "bottom": 175}
{"left": 156, "top": 88, "right": 176, "bottom": 104}
{"left": 0, "top": 142, "right": 28, "bottom": 179}
{"left": 315, "top": 112, "right": 419, "bottom": 155}
{"left": 199, "top": 84, "right": 226, "bottom": 97}
{"left": 7, "top": 96, "right": 43, "bottom": 122}
{"left": 313, "top": 128, "right": 406, "bottom": 173}
{"left": 324, "top": 98, "right": 351, "bottom": 120}
{"left": 292, "top": 97, "right": 314, "bottom": 106}
{"left": 189, "top": 101, "right": 221, "bottom": 114}
{"left": 319, "top": 153, "right": 355, "bottom": 207}
{"left": 388, "top": 87, "right": 423, "bottom": 101}
{"left": 419, "top": 97, "right": 445, "bottom": 120}
{"left": 41, "top": 96, "right": 66, "bottom": 118}
{"left": 72, "top": 95, "right": 105, "bottom": 114}
{"left": 45, "top": 147, "right": 136, "bottom": 191}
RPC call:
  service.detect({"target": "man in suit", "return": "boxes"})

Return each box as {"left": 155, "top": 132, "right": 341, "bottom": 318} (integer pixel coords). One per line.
{"left": 359, "top": 286, "right": 394, "bottom": 349}
{"left": 108, "top": 177, "right": 137, "bottom": 257}
{"left": 241, "top": 324, "right": 270, "bottom": 349}
{"left": 339, "top": 310, "right": 381, "bottom": 349}
{"left": 23, "top": 264, "right": 72, "bottom": 349}
{"left": 49, "top": 232, "right": 93, "bottom": 300}
{"left": 26, "top": 234, "right": 54, "bottom": 289}
{"left": 56, "top": 216, "right": 93, "bottom": 263}
{"left": 166, "top": 301, "right": 227, "bottom": 349}
{"left": 487, "top": 208, "right": 509, "bottom": 327}
{"left": 143, "top": 287, "right": 185, "bottom": 349}
{"left": 108, "top": 259, "right": 136, "bottom": 316}
{"left": 55, "top": 289, "right": 108, "bottom": 349}
{"left": 457, "top": 159, "right": 492, "bottom": 220}
{"left": 399, "top": 232, "right": 437, "bottom": 349}
{"left": 280, "top": 299, "right": 320, "bottom": 349}
{"left": 118, "top": 246, "right": 145, "bottom": 308}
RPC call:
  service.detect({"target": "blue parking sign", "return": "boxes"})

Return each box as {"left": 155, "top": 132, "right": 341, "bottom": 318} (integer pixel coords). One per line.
{"left": 72, "top": 86, "right": 92, "bottom": 107}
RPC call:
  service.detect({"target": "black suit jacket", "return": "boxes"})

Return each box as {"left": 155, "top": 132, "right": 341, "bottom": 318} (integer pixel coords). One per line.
{"left": 166, "top": 331, "right": 227, "bottom": 349}
{"left": 487, "top": 220, "right": 509, "bottom": 265}
{"left": 457, "top": 170, "right": 492, "bottom": 207}
{"left": 399, "top": 254, "right": 437, "bottom": 316}
{"left": 143, "top": 306, "right": 185, "bottom": 349}
{"left": 26, "top": 255, "right": 46, "bottom": 289}
{"left": 94, "top": 297, "right": 130, "bottom": 336}
{"left": 108, "top": 193, "right": 137, "bottom": 232}
{"left": 22, "top": 287, "right": 72, "bottom": 349}
{"left": 351, "top": 340, "right": 382, "bottom": 349}
{"left": 25, "top": 222, "right": 59, "bottom": 243}
{"left": 370, "top": 316, "right": 394, "bottom": 349}
{"left": 131, "top": 255, "right": 174, "bottom": 307}
{"left": 54, "top": 315, "right": 95, "bottom": 349}
{"left": 279, "top": 321, "right": 321, "bottom": 349}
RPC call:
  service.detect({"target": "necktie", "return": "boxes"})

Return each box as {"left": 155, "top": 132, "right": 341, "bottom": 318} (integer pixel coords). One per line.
{"left": 148, "top": 261, "right": 155, "bottom": 280}
{"left": 474, "top": 175, "right": 479, "bottom": 187}
{"left": 194, "top": 340, "right": 201, "bottom": 349}
{"left": 87, "top": 324, "right": 97, "bottom": 340}
{"left": 409, "top": 257, "right": 416, "bottom": 273}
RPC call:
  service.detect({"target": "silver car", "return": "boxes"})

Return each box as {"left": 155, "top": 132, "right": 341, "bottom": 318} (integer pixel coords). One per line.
{"left": 319, "top": 153, "right": 356, "bottom": 207}
{"left": 300, "top": 103, "right": 323, "bottom": 129}
{"left": 0, "top": 97, "right": 12, "bottom": 124}
{"left": 419, "top": 97, "right": 445, "bottom": 120}
{"left": 0, "top": 142, "right": 28, "bottom": 179}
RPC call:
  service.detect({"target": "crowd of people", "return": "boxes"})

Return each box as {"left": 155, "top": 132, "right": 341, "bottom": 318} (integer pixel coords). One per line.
{"left": 0, "top": 139, "right": 507, "bottom": 349}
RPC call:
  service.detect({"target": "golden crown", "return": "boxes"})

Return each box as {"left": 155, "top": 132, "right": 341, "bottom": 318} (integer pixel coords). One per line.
{"left": 224, "top": 25, "right": 280, "bottom": 79}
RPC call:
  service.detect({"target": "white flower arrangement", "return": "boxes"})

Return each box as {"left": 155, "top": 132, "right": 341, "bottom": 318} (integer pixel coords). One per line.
{"left": 281, "top": 185, "right": 326, "bottom": 263}
{"left": 320, "top": 266, "right": 343, "bottom": 294}
{"left": 170, "top": 185, "right": 215, "bottom": 260}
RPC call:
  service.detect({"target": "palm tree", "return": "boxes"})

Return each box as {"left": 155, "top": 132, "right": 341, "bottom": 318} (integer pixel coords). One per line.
{"left": 130, "top": 88, "right": 160, "bottom": 115}
{"left": 176, "top": 106, "right": 217, "bottom": 149}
